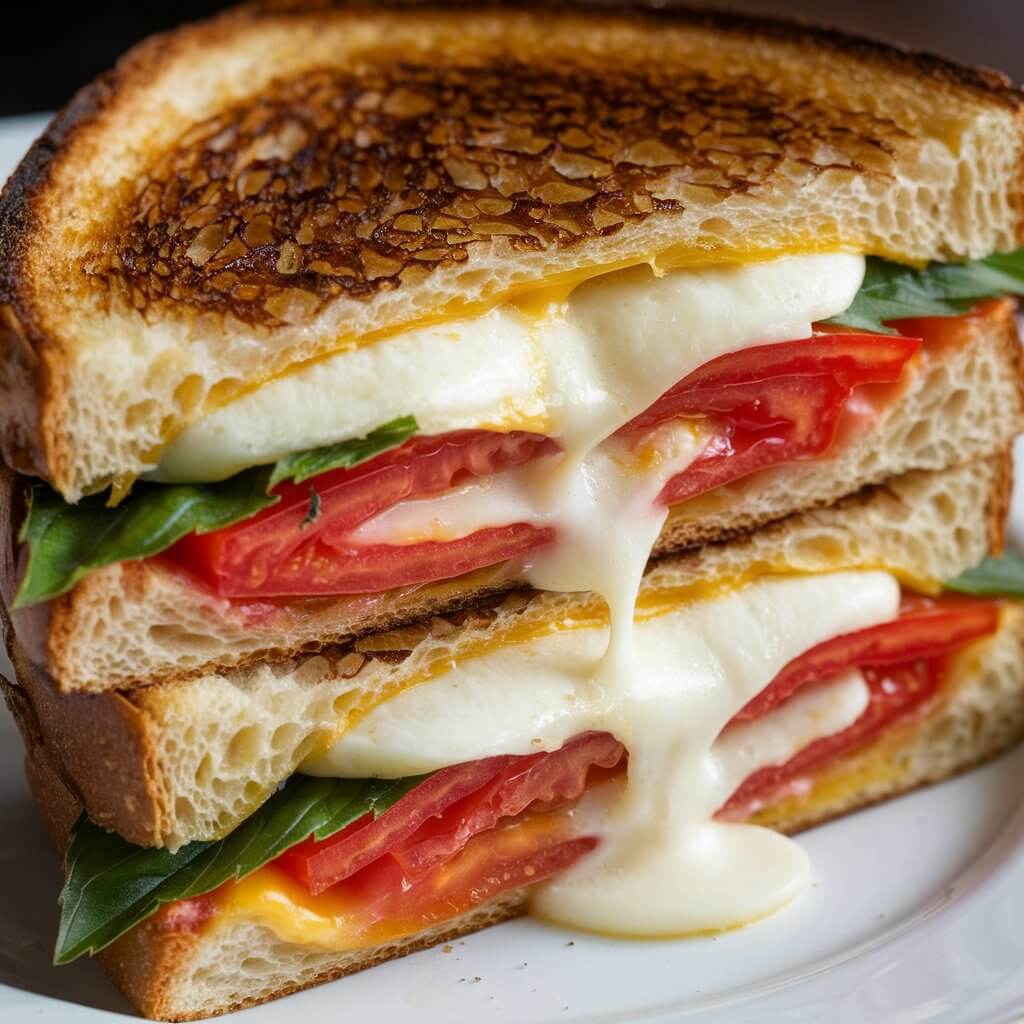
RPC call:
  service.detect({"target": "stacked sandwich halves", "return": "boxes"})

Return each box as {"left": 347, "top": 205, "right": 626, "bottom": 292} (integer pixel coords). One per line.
{"left": 3, "top": 3, "right": 1024, "bottom": 1019}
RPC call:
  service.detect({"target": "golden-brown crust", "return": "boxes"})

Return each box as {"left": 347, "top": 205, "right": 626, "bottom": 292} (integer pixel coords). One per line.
{"left": 91, "top": 50, "right": 904, "bottom": 328}
{"left": 0, "top": 12, "right": 255, "bottom": 491}
{"left": 0, "top": 67, "right": 129, "bottom": 484}
{"left": 1, "top": 0, "right": 1022, "bottom": 493}
{"left": 251, "top": 0, "right": 1022, "bottom": 106}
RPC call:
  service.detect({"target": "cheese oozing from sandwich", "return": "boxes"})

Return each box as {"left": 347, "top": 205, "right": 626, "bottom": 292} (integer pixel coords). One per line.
{"left": 158, "top": 252, "right": 864, "bottom": 483}
{"left": 183, "top": 252, "right": 876, "bottom": 943}
{"left": 301, "top": 570, "right": 899, "bottom": 937}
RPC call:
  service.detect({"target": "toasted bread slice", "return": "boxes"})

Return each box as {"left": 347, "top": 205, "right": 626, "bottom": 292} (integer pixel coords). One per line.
{"left": 1, "top": 1, "right": 1022, "bottom": 500}
{"left": 5, "top": 303, "right": 1022, "bottom": 694}
{"left": 13, "top": 598, "right": 1024, "bottom": 1022}
{"left": 4, "top": 455, "right": 1009, "bottom": 850}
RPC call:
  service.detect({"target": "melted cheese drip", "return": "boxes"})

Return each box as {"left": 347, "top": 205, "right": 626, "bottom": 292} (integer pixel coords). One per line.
{"left": 303, "top": 575, "right": 889, "bottom": 778}
{"left": 207, "top": 252, "right": 874, "bottom": 942}
{"left": 233, "top": 666, "right": 871, "bottom": 950}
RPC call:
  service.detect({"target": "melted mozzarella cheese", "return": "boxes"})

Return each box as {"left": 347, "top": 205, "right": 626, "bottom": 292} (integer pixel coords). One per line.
{"left": 707, "top": 668, "right": 870, "bottom": 808}
{"left": 302, "top": 571, "right": 897, "bottom": 937}
{"left": 303, "top": 572, "right": 894, "bottom": 774}
{"left": 192, "top": 251, "right": 877, "bottom": 943}
{"left": 350, "top": 419, "right": 705, "bottom": 545}
{"left": 158, "top": 253, "right": 864, "bottom": 483}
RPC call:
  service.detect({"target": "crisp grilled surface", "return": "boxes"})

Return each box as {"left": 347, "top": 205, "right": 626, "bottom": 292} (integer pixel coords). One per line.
{"left": 254, "top": 0, "right": 1023, "bottom": 101}
{"left": 1, "top": 0, "right": 1023, "bottom": 498}
{"left": 97, "top": 57, "right": 907, "bottom": 326}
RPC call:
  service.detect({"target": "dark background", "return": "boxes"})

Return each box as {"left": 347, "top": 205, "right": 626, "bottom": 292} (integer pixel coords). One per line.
{"left": 1, "top": 1, "right": 1022, "bottom": 117}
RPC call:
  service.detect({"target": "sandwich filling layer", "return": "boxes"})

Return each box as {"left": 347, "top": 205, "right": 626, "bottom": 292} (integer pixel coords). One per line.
{"left": 193, "top": 579, "right": 1000, "bottom": 953}
{"left": 48, "top": 570, "right": 1004, "bottom": 964}
{"left": 34, "top": 248, "right": 1024, "bottom": 617}
{"left": 302, "top": 570, "right": 898, "bottom": 936}
{"left": 158, "top": 252, "right": 865, "bottom": 482}
{"left": 160, "top": 251, "right": 900, "bottom": 602}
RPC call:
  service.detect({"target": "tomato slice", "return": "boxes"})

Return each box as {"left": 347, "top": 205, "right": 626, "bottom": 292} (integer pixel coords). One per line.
{"left": 734, "top": 595, "right": 1000, "bottom": 721}
{"left": 657, "top": 374, "right": 851, "bottom": 505}
{"left": 277, "top": 732, "right": 624, "bottom": 896}
{"left": 167, "top": 430, "right": 559, "bottom": 598}
{"left": 194, "top": 591, "right": 997, "bottom": 945}
{"left": 625, "top": 333, "right": 920, "bottom": 435}
{"left": 277, "top": 596, "right": 998, "bottom": 900}
{"left": 719, "top": 660, "right": 942, "bottom": 819}
{"left": 308, "top": 815, "right": 598, "bottom": 944}
{"left": 209, "top": 523, "right": 556, "bottom": 598}
{"left": 641, "top": 333, "right": 919, "bottom": 505}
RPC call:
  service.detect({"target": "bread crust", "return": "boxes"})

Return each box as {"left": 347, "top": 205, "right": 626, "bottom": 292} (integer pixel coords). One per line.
{"left": 14, "top": 602, "right": 1024, "bottom": 1021}
{"left": 6, "top": 638, "right": 169, "bottom": 845}
{"left": 254, "top": 0, "right": 1023, "bottom": 106}
{"left": 1, "top": 1, "right": 1022, "bottom": 498}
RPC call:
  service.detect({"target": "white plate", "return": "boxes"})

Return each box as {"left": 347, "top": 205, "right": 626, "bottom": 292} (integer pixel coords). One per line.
{"left": 1, "top": 114, "right": 1023, "bottom": 1024}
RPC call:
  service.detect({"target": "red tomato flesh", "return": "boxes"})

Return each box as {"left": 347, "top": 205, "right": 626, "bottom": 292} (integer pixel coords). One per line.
{"left": 172, "top": 597, "right": 996, "bottom": 937}
{"left": 734, "top": 595, "right": 1000, "bottom": 721}
{"left": 646, "top": 333, "right": 919, "bottom": 505}
{"left": 287, "top": 816, "right": 597, "bottom": 948}
{"left": 166, "top": 332, "right": 918, "bottom": 599}
{"left": 718, "top": 659, "right": 943, "bottom": 819}
{"left": 276, "top": 732, "right": 625, "bottom": 896}
{"left": 165, "top": 595, "right": 993, "bottom": 943}
{"left": 625, "top": 333, "right": 920, "bottom": 435}
{"left": 169, "top": 430, "right": 559, "bottom": 598}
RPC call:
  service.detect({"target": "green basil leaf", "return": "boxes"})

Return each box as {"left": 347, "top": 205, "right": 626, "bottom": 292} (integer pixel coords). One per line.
{"left": 946, "top": 552, "right": 1024, "bottom": 599}
{"left": 55, "top": 771, "right": 430, "bottom": 964}
{"left": 826, "top": 248, "right": 1024, "bottom": 335}
{"left": 14, "top": 415, "right": 419, "bottom": 607}
{"left": 269, "top": 415, "right": 419, "bottom": 488}
{"left": 14, "top": 470, "right": 277, "bottom": 608}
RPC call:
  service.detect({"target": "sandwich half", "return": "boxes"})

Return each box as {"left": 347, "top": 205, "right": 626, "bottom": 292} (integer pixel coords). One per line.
{"left": 3, "top": 3, "right": 1024, "bottom": 1021}
{"left": 1, "top": 2, "right": 1023, "bottom": 694}
{"left": 6, "top": 456, "right": 1024, "bottom": 1020}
